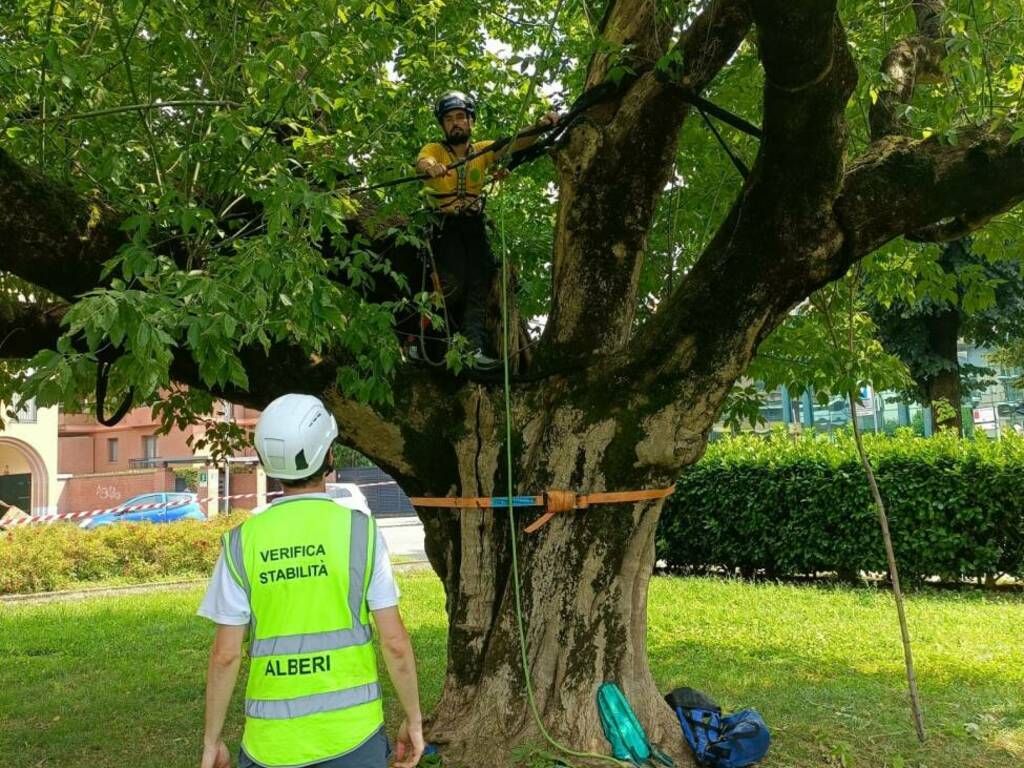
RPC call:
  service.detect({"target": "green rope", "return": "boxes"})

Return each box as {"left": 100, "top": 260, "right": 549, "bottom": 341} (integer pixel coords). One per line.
{"left": 498, "top": 203, "right": 629, "bottom": 768}
{"left": 496, "top": 2, "right": 630, "bottom": 765}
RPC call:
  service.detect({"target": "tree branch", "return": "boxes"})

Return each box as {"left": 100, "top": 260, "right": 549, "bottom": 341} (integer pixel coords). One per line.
{"left": 864, "top": 0, "right": 981, "bottom": 252}
{"left": 0, "top": 147, "right": 126, "bottom": 301}
{"left": 0, "top": 302, "right": 65, "bottom": 359}
{"left": 836, "top": 128, "right": 1024, "bottom": 261}
{"left": 541, "top": 0, "right": 752, "bottom": 365}
{"left": 622, "top": 0, "right": 1023, "bottom": 467}
{"left": 605, "top": 1, "right": 860, "bottom": 465}
{"left": 0, "top": 147, "right": 475, "bottom": 492}
{"left": 670, "top": 0, "right": 754, "bottom": 93}
{"left": 636, "top": 1, "right": 856, "bottom": 364}
{"left": 584, "top": 0, "right": 673, "bottom": 91}
{"left": 869, "top": 1, "right": 947, "bottom": 140}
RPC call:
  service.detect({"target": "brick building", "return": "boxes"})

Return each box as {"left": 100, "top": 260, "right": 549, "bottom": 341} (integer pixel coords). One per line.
{"left": 55, "top": 401, "right": 264, "bottom": 516}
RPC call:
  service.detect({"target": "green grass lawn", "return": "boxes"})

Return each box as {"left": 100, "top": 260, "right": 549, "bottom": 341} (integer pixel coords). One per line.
{"left": 1, "top": 572, "right": 1021, "bottom": 768}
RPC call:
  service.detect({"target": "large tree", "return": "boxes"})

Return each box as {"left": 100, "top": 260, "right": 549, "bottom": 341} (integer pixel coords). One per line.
{"left": 868, "top": 238, "right": 1024, "bottom": 433}
{"left": 2, "top": 0, "right": 1024, "bottom": 763}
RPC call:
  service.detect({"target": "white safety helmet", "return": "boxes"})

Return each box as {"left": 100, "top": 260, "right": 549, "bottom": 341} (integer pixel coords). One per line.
{"left": 254, "top": 394, "right": 338, "bottom": 480}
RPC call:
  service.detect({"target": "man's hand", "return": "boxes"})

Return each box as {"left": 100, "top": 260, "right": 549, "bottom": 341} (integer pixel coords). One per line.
{"left": 200, "top": 739, "right": 230, "bottom": 768}
{"left": 424, "top": 162, "right": 449, "bottom": 179}
{"left": 393, "top": 718, "right": 425, "bottom": 767}
{"left": 538, "top": 111, "right": 559, "bottom": 128}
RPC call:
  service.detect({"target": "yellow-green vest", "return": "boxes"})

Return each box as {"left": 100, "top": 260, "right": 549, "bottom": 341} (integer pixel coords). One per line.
{"left": 222, "top": 497, "right": 383, "bottom": 767}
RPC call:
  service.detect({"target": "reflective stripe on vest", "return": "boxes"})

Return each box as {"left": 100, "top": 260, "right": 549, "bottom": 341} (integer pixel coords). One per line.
{"left": 249, "top": 624, "right": 373, "bottom": 658}
{"left": 222, "top": 499, "right": 383, "bottom": 767}
{"left": 245, "top": 682, "right": 382, "bottom": 720}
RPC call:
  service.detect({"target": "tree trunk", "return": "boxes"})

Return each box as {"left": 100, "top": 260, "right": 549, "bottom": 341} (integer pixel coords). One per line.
{"left": 924, "top": 357, "right": 962, "bottom": 433}
{"left": 407, "top": 387, "right": 691, "bottom": 766}
{"left": 923, "top": 244, "right": 964, "bottom": 434}
{"left": 423, "top": 503, "right": 683, "bottom": 765}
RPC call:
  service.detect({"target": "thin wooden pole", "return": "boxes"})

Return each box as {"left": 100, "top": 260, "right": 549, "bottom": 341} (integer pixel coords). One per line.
{"left": 847, "top": 391, "right": 927, "bottom": 742}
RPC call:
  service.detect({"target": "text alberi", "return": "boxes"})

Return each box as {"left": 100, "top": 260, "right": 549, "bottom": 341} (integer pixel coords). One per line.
{"left": 264, "top": 655, "right": 332, "bottom": 676}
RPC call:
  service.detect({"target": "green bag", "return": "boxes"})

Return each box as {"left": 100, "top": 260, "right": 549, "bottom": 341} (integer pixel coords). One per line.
{"left": 597, "top": 682, "right": 675, "bottom": 767}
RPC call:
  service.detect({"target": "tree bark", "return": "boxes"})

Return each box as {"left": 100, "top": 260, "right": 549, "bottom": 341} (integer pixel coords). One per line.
{"left": 923, "top": 305, "right": 963, "bottom": 433}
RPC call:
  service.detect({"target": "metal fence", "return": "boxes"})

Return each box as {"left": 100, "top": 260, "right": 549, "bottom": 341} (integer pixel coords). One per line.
{"left": 335, "top": 466, "right": 415, "bottom": 518}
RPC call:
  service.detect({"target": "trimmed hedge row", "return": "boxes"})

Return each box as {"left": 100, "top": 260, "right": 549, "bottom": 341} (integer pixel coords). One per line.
{"left": 0, "top": 513, "right": 246, "bottom": 594}
{"left": 657, "top": 431, "right": 1024, "bottom": 582}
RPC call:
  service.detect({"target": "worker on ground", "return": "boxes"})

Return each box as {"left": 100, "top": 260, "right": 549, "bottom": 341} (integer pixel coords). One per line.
{"left": 413, "top": 90, "right": 557, "bottom": 367}
{"left": 198, "top": 394, "right": 423, "bottom": 768}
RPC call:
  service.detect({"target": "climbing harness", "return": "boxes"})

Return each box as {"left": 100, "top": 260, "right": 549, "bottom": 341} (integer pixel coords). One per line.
{"left": 409, "top": 232, "right": 454, "bottom": 368}
{"left": 403, "top": 184, "right": 503, "bottom": 369}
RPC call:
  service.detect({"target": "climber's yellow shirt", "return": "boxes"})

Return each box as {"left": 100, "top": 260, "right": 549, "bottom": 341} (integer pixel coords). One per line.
{"left": 416, "top": 141, "right": 497, "bottom": 213}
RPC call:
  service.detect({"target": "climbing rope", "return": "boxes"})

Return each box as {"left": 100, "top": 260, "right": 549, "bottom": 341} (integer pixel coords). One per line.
{"left": 499, "top": 200, "right": 628, "bottom": 768}
{"left": 413, "top": 233, "right": 454, "bottom": 368}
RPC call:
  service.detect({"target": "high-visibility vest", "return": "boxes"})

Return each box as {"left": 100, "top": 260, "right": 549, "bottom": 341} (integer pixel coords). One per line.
{"left": 222, "top": 497, "right": 383, "bottom": 767}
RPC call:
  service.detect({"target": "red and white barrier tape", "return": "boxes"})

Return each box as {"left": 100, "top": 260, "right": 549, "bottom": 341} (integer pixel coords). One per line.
{"left": 2, "top": 479, "right": 400, "bottom": 528}
{"left": 2, "top": 491, "right": 285, "bottom": 528}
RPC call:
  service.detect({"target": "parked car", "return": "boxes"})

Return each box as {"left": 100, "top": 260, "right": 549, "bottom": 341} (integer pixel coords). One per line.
{"left": 325, "top": 482, "right": 372, "bottom": 516}
{"left": 80, "top": 492, "right": 205, "bottom": 529}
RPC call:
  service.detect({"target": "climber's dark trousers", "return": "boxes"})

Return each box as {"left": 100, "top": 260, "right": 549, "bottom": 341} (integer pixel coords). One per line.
{"left": 428, "top": 212, "right": 495, "bottom": 352}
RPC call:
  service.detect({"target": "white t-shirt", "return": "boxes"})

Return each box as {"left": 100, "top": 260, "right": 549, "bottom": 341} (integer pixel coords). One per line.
{"left": 197, "top": 493, "right": 401, "bottom": 626}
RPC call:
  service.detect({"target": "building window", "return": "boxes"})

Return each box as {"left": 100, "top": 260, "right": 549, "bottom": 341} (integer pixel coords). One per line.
{"left": 107, "top": 438, "right": 119, "bottom": 463}
{"left": 143, "top": 435, "right": 158, "bottom": 460}
{"left": 11, "top": 396, "right": 37, "bottom": 423}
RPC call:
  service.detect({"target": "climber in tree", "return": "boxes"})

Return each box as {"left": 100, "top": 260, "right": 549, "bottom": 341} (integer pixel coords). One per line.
{"left": 413, "top": 91, "right": 557, "bottom": 367}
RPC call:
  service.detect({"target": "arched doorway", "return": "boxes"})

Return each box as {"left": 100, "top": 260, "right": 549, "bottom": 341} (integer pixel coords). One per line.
{"left": 0, "top": 438, "right": 49, "bottom": 515}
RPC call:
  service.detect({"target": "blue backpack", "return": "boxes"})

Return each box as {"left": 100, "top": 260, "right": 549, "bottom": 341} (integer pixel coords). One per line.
{"left": 665, "top": 688, "right": 770, "bottom": 768}
{"left": 597, "top": 682, "right": 674, "bottom": 767}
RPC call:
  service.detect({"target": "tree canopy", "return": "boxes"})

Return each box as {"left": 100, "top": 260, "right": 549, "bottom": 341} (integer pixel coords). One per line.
{"left": 2, "top": 0, "right": 1022, "bottom": 429}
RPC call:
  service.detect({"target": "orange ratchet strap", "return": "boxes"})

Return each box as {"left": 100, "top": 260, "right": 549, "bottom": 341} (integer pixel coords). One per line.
{"left": 408, "top": 486, "right": 676, "bottom": 534}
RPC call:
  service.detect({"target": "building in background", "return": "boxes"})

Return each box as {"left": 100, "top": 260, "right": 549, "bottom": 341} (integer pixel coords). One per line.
{"left": 335, "top": 466, "right": 415, "bottom": 518}
{"left": 53, "top": 400, "right": 264, "bottom": 517}
{"left": 0, "top": 398, "right": 59, "bottom": 515}
{"left": 722, "top": 344, "right": 1024, "bottom": 439}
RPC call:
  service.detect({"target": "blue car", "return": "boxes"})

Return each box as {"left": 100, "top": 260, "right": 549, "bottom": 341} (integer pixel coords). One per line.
{"left": 80, "top": 492, "right": 206, "bottom": 529}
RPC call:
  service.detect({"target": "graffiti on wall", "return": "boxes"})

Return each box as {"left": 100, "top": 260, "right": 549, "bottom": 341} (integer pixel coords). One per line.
{"left": 96, "top": 485, "right": 122, "bottom": 501}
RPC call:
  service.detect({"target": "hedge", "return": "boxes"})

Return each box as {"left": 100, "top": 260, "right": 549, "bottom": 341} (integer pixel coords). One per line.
{"left": 0, "top": 513, "right": 246, "bottom": 594}
{"left": 657, "top": 430, "right": 1024, "bottom": 582}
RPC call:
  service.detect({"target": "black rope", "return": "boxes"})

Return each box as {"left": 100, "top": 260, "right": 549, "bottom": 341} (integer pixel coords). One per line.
{"left": 346, "top": 81, "right": 762, "bottom": 191}
{"left": 696, "top": 105, "right": 750, "bottom": 179}
{"left": 346, "top": 83, "right": 627, "bottom": 195}
{"left": 682, "top": 92, "right": 762, "bottom": 139}
{"left": 95, "top": 360, "right": 135, "bottom": 427}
